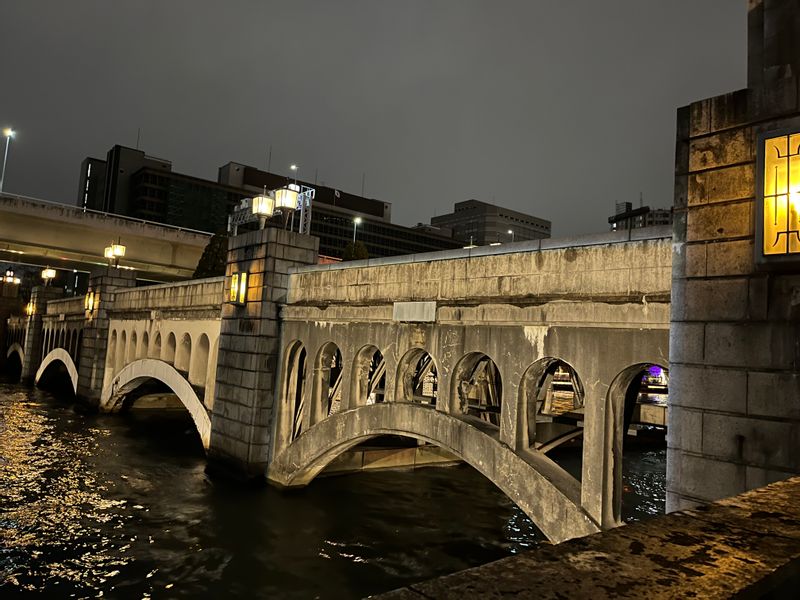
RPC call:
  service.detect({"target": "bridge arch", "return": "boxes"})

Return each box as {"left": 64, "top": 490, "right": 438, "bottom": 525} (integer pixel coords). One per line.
{"left": 6, "top": 342, "right": 24, "bottom": 366}
{"left": 269, "top": 403, "right": 600, "bottom": 544}
{"left": 35, "top": 348, "right": 78, "bottom": 394}
{"left": 100, "top": 358, "right": 211, "bottom": 449}
{"left": 310, "top": 341, "right": 342, "bottom": 424}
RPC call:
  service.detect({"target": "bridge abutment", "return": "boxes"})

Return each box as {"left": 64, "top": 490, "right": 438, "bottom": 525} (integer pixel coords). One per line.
{"left": 208, "top": 227, "right": 318, "bottom": 478}
{"left": 668, "top": 0, "right": 800, "bottom": 510}
{"left": 20, "top": 286, "right": 64, "bottom": 383}
{"left": 76, "top": 268, "right": 136, "bottom": 405}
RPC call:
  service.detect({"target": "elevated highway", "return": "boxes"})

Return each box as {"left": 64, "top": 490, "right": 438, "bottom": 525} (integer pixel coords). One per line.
{"left": 0, "top": 193, "right": 211, "bottom": 282}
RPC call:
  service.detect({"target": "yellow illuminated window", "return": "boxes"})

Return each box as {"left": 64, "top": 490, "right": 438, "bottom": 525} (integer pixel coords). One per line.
{"left": 230, "top": 272, "right": 248, "bottom": 304}
{"left": 764, "top": 133, "right": 800, "bottom": 255}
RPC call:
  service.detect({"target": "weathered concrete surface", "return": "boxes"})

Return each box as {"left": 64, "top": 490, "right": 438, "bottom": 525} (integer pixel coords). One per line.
{"left": 669, "top": 1, "right": 800, "bottom": 511}
{"left": 323, "top": 444, "right": 459, "bottom": 475}
{"left": 373, "top": 476, "right": 800, "bottom": 599}
{"left": 269, "top": 403, "right": 601, "bottom": 544}
{"left": 0, "top": 193, "right": 210, "bottom": 282}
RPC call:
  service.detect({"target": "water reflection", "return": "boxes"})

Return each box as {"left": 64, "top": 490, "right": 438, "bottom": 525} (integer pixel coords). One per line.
{"left": 0, "top": 382, "right": 665, "bottom": 598}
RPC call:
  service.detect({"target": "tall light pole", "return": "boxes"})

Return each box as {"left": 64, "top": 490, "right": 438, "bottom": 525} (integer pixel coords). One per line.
{"left": 353, "top": 216, "right": 362, "bottom": 242}
{"left": 290, "top": 163, "right": 298, "bottom": 184}
{"left": 508, "top": 229, "right": 515, "bottom": 242}
{"left": 1, "top": 128, "right": 15, "bottom": 193}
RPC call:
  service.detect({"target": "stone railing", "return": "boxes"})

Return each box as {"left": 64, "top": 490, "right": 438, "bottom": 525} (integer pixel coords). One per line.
{"left": 288, "top": 228, "right": 672, "bottom": 306}
{"left": 45, "top": 296, "right": 86, "bottom": 316}
{"left": 112, "top": 277, "right": 225, "bottom": 313}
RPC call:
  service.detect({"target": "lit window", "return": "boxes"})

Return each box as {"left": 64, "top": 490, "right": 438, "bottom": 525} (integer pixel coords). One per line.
{"left": 762, "top": 132, "right": 800, "bottom": 257}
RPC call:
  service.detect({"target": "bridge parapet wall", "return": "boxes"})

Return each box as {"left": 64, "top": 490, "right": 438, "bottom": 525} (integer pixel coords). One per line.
{"left": 287, "top": 231, "right": 671, "bottom": 306}
{"left": 112, "top": 277, "right": 224, "bottom": 315}
{"left": 45, "top": 296, "right": 86, "bottom": 316}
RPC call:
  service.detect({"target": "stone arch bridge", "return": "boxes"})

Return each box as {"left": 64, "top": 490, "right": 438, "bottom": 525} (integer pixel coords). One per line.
{"left": 5, "top": 226, "right": 670, "bottom": 543}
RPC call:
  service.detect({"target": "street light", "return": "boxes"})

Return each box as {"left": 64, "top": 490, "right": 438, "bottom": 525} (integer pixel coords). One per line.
{"left": 1, "top": 128, "right": 15, "bottom": 194}
{"left": 104, "top": 239, "right": 126, "bottom": 267}
{"left": 508, "top": 229, "right": 515, "bottom": 242}
{"left": 252, "top": 194, "right": 276, "bottom": 229}
{"left": 353, "top": 216, "right": 362, "bottom": 242}
{"left": 41, "top": 267, "right": 56, "bottom": 286}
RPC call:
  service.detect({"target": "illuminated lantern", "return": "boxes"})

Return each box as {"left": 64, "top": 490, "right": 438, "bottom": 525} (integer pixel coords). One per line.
{"left": 274, "top": 184, "right": 299, "bottom": 211}
{"left": 230, "top": 272, "right": 248, "bottom": 305}
{"left": 759, "top": 131, "right": 800, "bottom": 264}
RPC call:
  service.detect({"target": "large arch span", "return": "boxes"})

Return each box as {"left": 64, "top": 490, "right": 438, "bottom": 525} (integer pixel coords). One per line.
{"left": 268, "top": 403, "right": 601, "bottom": 543}
{"left": 35, "top": 348, "right": 78, "bottom": 394}
{"left": 100, "top": 358, "right": 211, "bottom": 449}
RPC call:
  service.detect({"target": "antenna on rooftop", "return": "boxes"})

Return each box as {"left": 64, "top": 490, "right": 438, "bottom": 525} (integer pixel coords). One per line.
{"left": 136, "top": 128, "right": 141, "bottom": 150}
{"left": 361, "top": 172, "right": 366, "bottom": 197}
{"left": 639, "top": 191, "right": 643, "bottom": 208}
{"left": 267, "top": 145, "right": 272, "bottom": 172}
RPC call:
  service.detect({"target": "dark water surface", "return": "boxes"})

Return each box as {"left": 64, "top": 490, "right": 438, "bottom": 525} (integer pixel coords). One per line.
{"left": 0, "top": 383, "right": 665, "bottom": 598}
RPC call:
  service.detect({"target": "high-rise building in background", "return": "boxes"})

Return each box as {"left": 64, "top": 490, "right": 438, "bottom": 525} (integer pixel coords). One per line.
{"left": 608, "top": 202, "right": 673, "bottom": 231}
{"left": 430, "top": 199, "right": 551, "bottom": 245}
{"left": 76, "top": 148, "right": 461, "bottom": 258}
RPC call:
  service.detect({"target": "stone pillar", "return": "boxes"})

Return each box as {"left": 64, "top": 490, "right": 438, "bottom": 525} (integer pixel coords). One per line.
{"left": 76, "top": 267, "right": 136, "bottom": 405}
{"left": 668, "top": 0, "right": 800, "bottom": 511}
{"left": 20, "top": 285, "right": 64, "bottom": 382}
{"left": 208, "top": 227, "right": 318, "bottom": 478}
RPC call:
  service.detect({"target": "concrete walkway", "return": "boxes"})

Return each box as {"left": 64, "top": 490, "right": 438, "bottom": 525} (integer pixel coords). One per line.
{"left": 372, "top": 477, "right": 800, "bottom": 599}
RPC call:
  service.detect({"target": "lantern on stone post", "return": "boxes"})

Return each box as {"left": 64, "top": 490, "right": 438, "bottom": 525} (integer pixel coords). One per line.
{"left": 229, "top": 272, "right": 248, "bottom": 305}
{"left": 757, "top": 129, "right": 800, "bottom": 266}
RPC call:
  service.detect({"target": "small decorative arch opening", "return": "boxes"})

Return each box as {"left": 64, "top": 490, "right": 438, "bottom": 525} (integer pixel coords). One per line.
{"left": 140, "top": 331, "right": 149, "bottom": 360}
{"left": 312, "top": 342, "right": 343, "bottom": 421}
{"left": 175, "top": 333, "right": 192, "bottom": 374}
{"left": 352, "top": 345, "right": 386, "bottom": 406}
{"left": 190, "top": 334, "right": 210, "bottom": 387}
{"left": 164, "top": 332, "right": 177, "bottom": 364}
{"left": 152, "top": 332, "right": 162, "bottom": 360}
{"left": 108, "top": 330, "right": 118, "bottom": 373}
{"left": 452, "top": 352, "right": 502, "bottom": 427}
{"left": 130, "top": 331, "right": 138, "bottom": 365}
{"left": 395, "top": 348, "right": 438, "bottom": 406}
{"left": 117, "top": 330, "right": 127, "bottom": 373}
{"left": 280, "top": 340, "right": 307, "bottom": 444}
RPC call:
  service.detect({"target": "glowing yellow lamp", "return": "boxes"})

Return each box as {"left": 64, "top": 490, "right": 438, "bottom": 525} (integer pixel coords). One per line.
{"left": 274, "top": 185, "right": 299, "bottom": 210}
{"left": 252, "top": 195, "right": 276, "bottom": 216}
{"left": 763, "top": 133, "right": 800, "bottom": 256}
{"left": 230, "top": 272, "right": 248, "bottom": 304}
{"left": 26, "top": 301, "right": 34, "bottom": 317}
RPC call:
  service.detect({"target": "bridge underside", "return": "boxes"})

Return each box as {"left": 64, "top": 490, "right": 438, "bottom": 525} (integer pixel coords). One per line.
{"left": 269, "top": 403, "right": 601, "bottom": 544}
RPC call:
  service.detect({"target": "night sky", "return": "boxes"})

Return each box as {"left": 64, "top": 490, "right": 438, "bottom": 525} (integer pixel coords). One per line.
{"left": 1, "top": 1, "right": 745, "bottom": 236}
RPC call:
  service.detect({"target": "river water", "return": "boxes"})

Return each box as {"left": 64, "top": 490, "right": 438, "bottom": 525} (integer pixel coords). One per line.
{"left": 0, "top": 382, "right": 665, "bottom": 599}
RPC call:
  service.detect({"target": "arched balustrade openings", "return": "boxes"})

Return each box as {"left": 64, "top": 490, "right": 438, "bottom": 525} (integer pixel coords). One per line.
{"left": 152, "top": 332, "right": 162, "bottom": 359}
{"left": 190, "top": 334, "right": 210, "bottom": 388}
{"left": 351, "top": 345, "right": 386, "bottom": 406}
{"left": 395, "top": 348, "right": 438, "bottom": 406}
{"left": 175, "top": 333, "right": 191, "bottom": 373}
{"left": 452, "top": 353, "right": 502, "bottom": 427}
{"left": 164, "top": 332, "right": 176, "bottom": 364}
{"left": 140, "top": 331, "right": 149, "bottom": 360}
{"left": 312, "top": 342, "right": 343, "bottom": 422}
{"left": 279, "top": 341, "right": 308, "bottom": 444}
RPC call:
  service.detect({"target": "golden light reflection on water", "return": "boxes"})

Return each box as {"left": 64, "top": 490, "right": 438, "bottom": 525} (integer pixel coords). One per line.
{"left": 0, "top": 388, "right": 131, "bottom": 593}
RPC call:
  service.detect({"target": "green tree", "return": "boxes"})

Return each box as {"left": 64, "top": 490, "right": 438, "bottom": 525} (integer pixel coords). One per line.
{"left": 193, "top": 233, "right": 229, "bottom": 278}
{"left": 341, "top": 240, "right": 369, "bottom": 261}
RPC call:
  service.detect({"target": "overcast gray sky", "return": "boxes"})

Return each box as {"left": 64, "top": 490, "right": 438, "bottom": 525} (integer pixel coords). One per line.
{"left": 0, "top": 1, "right": 745, "bottom": 236}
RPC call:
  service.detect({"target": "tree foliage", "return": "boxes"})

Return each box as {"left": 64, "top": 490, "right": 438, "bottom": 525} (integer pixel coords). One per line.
{"left": 342, "top": 240, "right": 369, "bottom": 261}
{"left": 193, "top": 233, "right": 229, "bottom": 278}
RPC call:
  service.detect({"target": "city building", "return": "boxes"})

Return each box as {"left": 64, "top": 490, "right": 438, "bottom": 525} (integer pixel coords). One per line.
{"left": 608, "top": 202, "right": 673, "bottom": 231}
{"left": 219, "top": 162, "right": 460, "bottom": 258}
{"left": 77, "top": 149, "right": 461, "bottom": 258}
{"left": 430, "top": 199, "right": 551, "bottom": 245}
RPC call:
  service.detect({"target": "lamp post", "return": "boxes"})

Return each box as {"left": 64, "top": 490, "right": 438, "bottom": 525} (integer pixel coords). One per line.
{"left": 41, "top": 267, "right": 56, "bottom": 286}
{"left": 1, "top": 128, "right": 15, "bottom": 193}
{"left": 508, "top": 229, "right": 515, "bottom": 242}
{"left": 353, "top": 216, "right": 362, "bottom": 242}
{"left": 104, "top": 239, "right": 126, "bottom": 267}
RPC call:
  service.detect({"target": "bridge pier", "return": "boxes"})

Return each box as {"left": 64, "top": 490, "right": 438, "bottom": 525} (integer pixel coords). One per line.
{"left": 207, "top": 227, "right": 318, "bottom": 478}
{"left": 20, "top": 285, "right": 64, "bottom": 383}
{"left": 76, "top": 268, "right": 136, "bottom": 405}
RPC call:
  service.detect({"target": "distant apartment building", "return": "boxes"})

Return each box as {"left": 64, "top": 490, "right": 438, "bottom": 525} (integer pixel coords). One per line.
{"left": 430, "top": 199, "right": 551, "bottom": 245}
{"left": 76, "top": 147, "right": 460, "bottom": 258}
{"left": 608, "top": 202, "right": 673, "bottom": 231}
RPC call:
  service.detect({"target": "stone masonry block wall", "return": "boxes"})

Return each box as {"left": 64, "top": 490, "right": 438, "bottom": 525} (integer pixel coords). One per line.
{"left": 669, "top": 2, "right": 800, "bottom": 510}
{"left": 113, "top": 277, "right": 224, "bottom": 313}
{"left": 288, "top": 237, "right": 672, "bottom": 307}
{"left": 209, "top": 228, "right": 318, "bottom": 475}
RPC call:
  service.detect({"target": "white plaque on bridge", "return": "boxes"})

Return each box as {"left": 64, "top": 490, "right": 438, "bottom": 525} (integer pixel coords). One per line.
{"left": 393, "top": 301, "right": 436, "bottom": 322}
